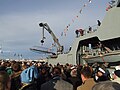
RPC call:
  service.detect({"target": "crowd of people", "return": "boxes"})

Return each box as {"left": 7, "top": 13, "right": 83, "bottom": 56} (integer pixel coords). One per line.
{"left": 0, "top": 60, "right": 120, "bottom": 90}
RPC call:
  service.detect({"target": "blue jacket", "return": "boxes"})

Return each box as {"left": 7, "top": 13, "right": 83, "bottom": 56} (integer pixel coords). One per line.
{"left": 21, "top": 65, "right": 39, "bottom": 83}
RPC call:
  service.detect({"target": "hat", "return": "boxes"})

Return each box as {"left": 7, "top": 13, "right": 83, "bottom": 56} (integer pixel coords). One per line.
{"left": 115, "top": 66, "right": 120, "bottom": 70}
{"left": 70, "top": 66, "right": 76, "bottom": 70}
{"left": 114, "top": 70, "right": 120, "bottom": 78}
{"left": 98, "top": 67, "right": 105, "bottom": 74}
{"left": 70, "top": 69, "right": 77, "bottom": 77}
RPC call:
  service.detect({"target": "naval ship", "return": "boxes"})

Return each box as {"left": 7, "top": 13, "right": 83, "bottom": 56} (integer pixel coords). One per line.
{"left": 31, "top": 0, "right": 120, "bottom": 65}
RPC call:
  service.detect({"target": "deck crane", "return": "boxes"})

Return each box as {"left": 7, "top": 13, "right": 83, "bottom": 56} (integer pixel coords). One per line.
{"left": 39, "top": 23, "right": 63, "bottom": 54}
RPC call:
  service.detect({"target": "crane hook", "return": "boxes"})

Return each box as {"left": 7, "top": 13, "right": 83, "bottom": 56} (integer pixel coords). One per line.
{"left": 41, "top": 39, "right": 44, "bottom": 43}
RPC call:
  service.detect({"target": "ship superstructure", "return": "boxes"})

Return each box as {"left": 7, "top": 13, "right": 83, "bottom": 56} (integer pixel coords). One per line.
{"left": 31, "top": 0, "right": 120, "bottom": 65}
{"left": 46, "top": 0, "right": 120, "bottom": 65}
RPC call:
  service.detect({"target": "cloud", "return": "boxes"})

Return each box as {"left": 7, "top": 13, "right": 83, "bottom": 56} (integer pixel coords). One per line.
{"left": 0, "top": 10, "right": 75, "bottom": 52}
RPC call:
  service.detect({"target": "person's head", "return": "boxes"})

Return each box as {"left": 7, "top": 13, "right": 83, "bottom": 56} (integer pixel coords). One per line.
{"left": 12, "top": 62, "right": 21, "bottom": 72}
{"left": 97, "top": 69, "right": 104, "bottom": 76}
{"left": 0, "top": 71, "right": 11, "bottom": 90}
{"left": 70, "top": 68, "right": 77, "bottom": 77}
{"left": 41, "top": 67, "right": 47, "bottom": 75}
{"left": 96, "top": 67, "right": 106, "bottom": 77}
{"left": 92, "top": 81, "right": 120, "bottom": 90}
{"left": 80, "top": 66, "right": 92, "bottom": 83}
{"left": 52, "top": 66, "right": 61, "bottom": 76}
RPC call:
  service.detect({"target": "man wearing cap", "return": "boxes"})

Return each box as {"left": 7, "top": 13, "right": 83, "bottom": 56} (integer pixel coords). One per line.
{"left": 112, "top": 70, "right": 120, "bottom": 84}
{"left": 94, "top": 67, "right": 110, "bottom": 82}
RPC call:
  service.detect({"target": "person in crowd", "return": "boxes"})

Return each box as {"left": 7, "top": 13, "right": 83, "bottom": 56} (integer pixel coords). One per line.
{"left": 78, "top": 29, "right": 84, "bottom": 36}
{"left": 97, "top": 20, "right": 101, "bottom": 26}
{"left": 10, "top": 62, "right": 22, "bottom": 90}
{"left": 0, "top": 71, "right": 11, "bottom": 90}
{"left": 75, "top": 30, "right": 79, "bottom": 37}
{"left": 63, "top": 63, "right": 72, "bottom": 80}
{"left": 112, "top": 70, "right": 120, "bottom": 84}
{"left": 19, "top": 65, "right": 39, "bottom": 90}
{"left": 5, "top": 61, "right": 13, "bottom": 76}
{"left": 57, "top": 64, "right": 67, "bottom": 80}
{"left": 77, "top": 66, "right": 96, "bottom": 90}
{"left": 92, "top": 81, "right": 120, "bottom": 90}
{"left": 0, "top": 61, "right": 7, "bottom": 71}
{"left": 88, "top": 26, "right": 92, "bottom": 33}
{"left": 37, "top": 66, "right": 52, "bottom": 90}
{"left": 93, "top": 64, "right": 110, "bottom": 82}
{"left": 67, "top": 67, "right": 82, "bottom": 90}
{"left": 41, "top": 66, "right": 73, "bottom": 90}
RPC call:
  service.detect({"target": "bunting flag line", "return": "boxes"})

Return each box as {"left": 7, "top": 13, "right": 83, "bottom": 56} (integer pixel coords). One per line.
{"left": 72, "top": 19, "right": 74, "bottom": 23}
{"left": 79, "top": 9, "right": 82, "bottom": 13}
{"left": 61, "top": 32, "right": 63, "bottom": 36}
{"left": 47, "top": 43, "right": 56, "bottom": 52}
{"left": 83, "top": 3, "right": 87, "bottom": 7}
{"left": 62, "top": 0, "right": 92, "bottom": 36}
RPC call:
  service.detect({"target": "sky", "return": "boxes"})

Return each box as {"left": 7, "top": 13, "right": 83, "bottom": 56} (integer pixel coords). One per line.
{"left": 0, "top": 0, "right": 110, "bottom": 59}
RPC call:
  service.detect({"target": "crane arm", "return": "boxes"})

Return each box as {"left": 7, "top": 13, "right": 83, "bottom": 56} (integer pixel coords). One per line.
{"left": 39, "top": 23, "right": 63, "bottom": 53}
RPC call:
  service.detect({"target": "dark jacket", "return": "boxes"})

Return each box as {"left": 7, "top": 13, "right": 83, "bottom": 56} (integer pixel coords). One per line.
{"left": 67, "top": 77, "right": 82, "bottom": 90}
{"left": 10, "top": 71, "right": 22, "bottom": 90}
{"left": 19, "top": 82, "right": 37, "bottom": 90}
{"left": 41, "top": 75, "right": 73, "bottom": 90}
{"left": 97, "top": 75, "right": 110, "bottom": 82}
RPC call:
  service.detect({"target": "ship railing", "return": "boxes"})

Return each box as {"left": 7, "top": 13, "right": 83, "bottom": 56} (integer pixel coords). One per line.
{"left": 82, "top": 48, "right": 112, "bottom": 58}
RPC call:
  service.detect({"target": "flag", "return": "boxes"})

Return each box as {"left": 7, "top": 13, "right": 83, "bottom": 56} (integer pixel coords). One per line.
{"left": 79, "top": 9, "right": 82, "bottom": 13}
{"left": 61, "top": 32, "right": 63, "bottom": 36}
{"left": 83, "top": 4, "right": 87, "bottom": 7}
{"left": 72, "top": 19, "right": 74, "bottom": 23}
